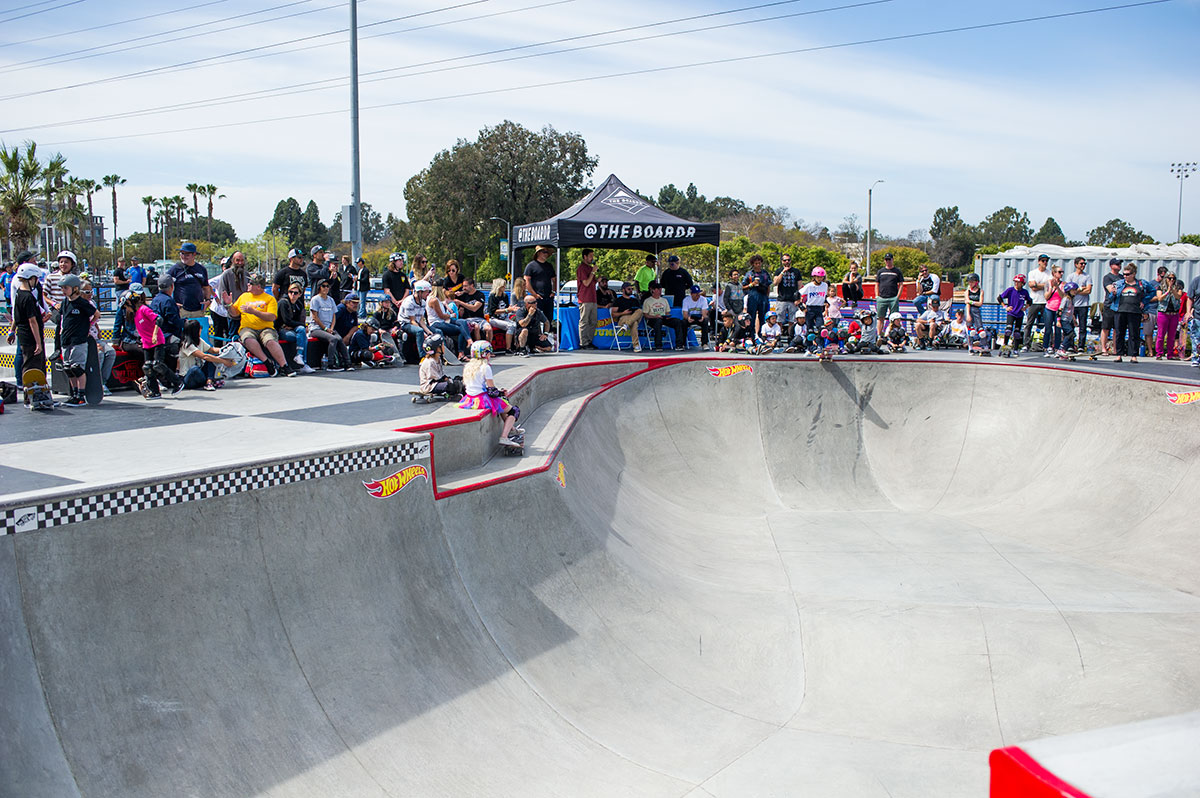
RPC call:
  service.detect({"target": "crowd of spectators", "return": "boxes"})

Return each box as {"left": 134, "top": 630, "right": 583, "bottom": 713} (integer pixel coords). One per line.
{"left": 5, "top": 243, "right": 1199, "bottom": 408}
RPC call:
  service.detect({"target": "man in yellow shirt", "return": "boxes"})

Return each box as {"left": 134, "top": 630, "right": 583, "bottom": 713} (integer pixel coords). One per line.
{"left": 228, "top": 273, "right": 295, "bottom": 376}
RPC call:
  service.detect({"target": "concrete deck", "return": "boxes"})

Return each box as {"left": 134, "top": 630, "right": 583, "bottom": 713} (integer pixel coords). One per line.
{"left": 2, "top": 351, "right": 1199, "bottom": 797}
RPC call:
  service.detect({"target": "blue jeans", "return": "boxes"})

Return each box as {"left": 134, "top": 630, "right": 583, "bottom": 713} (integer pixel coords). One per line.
{"left": 402, "top": 322, "right": 425, "bottom": 354}
{"left": 357, "top": 290, "right": 368, "bottom": 318}
{"left": 913, "top": 295, "right": 928, "bottom": 315}
{"left": 431, "top": 320, "right": 468, "bottom": 355}
{"left": 1074, "top": 306, "right": 1089, "bottom": 350}
{"left": 280, "top": 327, "right": 308, "bottom": 363}
{"left": 1190, "top": 319, "right": 1200, "bottom": 364}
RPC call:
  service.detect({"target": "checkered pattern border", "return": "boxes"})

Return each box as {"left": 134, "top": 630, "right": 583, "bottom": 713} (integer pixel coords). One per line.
{"left": 0, "top": 439, "right": 430, "bottom": 535}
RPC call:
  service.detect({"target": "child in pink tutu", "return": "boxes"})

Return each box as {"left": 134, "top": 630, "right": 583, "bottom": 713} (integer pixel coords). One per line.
{"left": 458, "top": 340, "right": 523, "bottom": 446}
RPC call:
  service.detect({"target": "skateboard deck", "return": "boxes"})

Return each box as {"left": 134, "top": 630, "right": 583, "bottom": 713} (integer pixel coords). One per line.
{"left": 22, "top": 368, "right": 56, "bottom": 410}
{"left": 85, "top": 338, "right": 103, "bottom": 405}
{"left": 410, "top": 390, "right": 454, "bottom": 404}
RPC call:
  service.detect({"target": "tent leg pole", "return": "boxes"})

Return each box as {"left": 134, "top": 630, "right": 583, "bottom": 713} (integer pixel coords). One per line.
{"left": 555, "top": 249, "right": 561, "bottom": 353}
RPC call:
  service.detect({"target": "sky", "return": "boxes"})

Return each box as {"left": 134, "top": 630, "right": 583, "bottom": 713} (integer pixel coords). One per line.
{"left": 2, "top": 0, "right": 1198, "bottom": 247}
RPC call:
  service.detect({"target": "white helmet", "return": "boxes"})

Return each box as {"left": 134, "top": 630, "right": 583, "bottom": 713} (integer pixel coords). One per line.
{"left": 889, "top": 312, "right": 902, "bottom": 321}
{"left": 414, "top": 280, "right": 432, "bottom": 292}
{"left": 57, "top": 249, "right": 77, "bottom": 264}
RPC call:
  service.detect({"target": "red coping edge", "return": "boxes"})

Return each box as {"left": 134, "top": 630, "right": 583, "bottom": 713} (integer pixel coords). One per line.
{"left": 989, "top": 746, "right": 1094, "bottom": 798}
{"left": 394, "top": 356, "right": 1198, "bottom": 500}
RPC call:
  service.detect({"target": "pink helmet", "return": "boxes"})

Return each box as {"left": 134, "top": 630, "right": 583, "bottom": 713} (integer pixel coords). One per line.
{"left": 812, "top": 267, "right": 826, "bottom": 278}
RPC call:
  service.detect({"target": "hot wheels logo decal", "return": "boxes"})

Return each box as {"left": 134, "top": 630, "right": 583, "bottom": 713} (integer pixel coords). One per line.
{"left": 707, "top": 364, "right": 754, "bottom": 378}
{"left": 363, "top": 464, "right": 429, "bottom": 498}
{"left": 1166, "top": 389, "right": 1200, "bottom": 405}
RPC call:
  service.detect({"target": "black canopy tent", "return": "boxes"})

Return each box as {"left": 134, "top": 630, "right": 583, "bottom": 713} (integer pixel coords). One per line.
{"left": 511, "top": 173, "right": 722, "bottom": 350}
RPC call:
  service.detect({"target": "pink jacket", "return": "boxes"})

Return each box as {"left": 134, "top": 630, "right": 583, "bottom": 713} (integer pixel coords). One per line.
{"left": 134, "top": 305, "right": 165, "bottom": 349}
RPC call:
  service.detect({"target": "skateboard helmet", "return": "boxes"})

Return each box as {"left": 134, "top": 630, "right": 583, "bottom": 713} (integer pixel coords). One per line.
{"left": 812, "top": 267, "right": 826, "bottom": 278}
{"left": 765, "top": 310, "right": 777, "bottom": 319}
{"left": 1013, "top": 273, "right": 1027, "bottom": 284}
{"left": 1062, "top": 281, "right": 1079, "bottom": 293}
{"left": 414, "top": 280, "right": 433, "bottom": 292}
{"left": 471, "top": 340, "right": 493, "bottom": 358}
{"left": 837, "top": 327, "right": 849, "bottom": 340}
{"left": 422, "top": 334, "right": 445, "bottom": 355}
{"left": 889, "top": 312, "right": 902, "bottom": 321}
{"left": 968, "top": 273, "right": 980, "bottom": 283}
{"left": 806, "top": 332, "right": 818, "bottom": 343}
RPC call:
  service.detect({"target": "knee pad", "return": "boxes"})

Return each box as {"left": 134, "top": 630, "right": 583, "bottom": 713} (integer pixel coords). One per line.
{"left": 65, "top": 361, "right": 85, "bottom": 378}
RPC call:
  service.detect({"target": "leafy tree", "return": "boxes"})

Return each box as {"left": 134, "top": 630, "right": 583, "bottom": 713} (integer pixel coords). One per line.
{"left": 1034, "top": 217, "right": 1067, "bottom": 246}
{"left": 404, "top": 120, "right": 597, "bottom": 266}
{"left": 932, "top": 226, "right": 979, "bottom": 273}
{"left": 267, "top": 198, "right": 303, "bottom": 243}
{"left": 836, "top": 214, "right": 862, "bottom": 243}
{"left": 296, "top": 200, "right": 327, "bottom": 253}
{"left": 1086, "top": 218, "right": 1154, "bottom": 247}
{"left": 330, "top": 202, "right": 386, "bottom": 245}
{"left": 872, "top": 245, "right": 936, "bottom": 279}
{"left": 1180, "top": 233, "right": 1200, "bottom": 246}
{"left": 929, "top": 206, "right": 964, "bottom": 241}
{"left": 976, "top": 206, "right": 1033, "bottom": 246}
{"left": 0, "top": 140, "right": 43, "bottom": 253}
{"left": 102, "top": 174, "right": 126, "bottom": 257}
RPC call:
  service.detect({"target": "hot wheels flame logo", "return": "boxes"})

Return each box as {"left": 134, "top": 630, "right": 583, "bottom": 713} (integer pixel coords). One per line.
{"left": 1166, "top": 390, "right": 1200, "bottom": 405}
{"left": 363, "top": 464, "right": 429, "bottom": 498}
{"left": 707, "top": 363, "right": 753, "bottom": 378}
{"left": 555, "top": 461, "right": 567, "bottom": 488}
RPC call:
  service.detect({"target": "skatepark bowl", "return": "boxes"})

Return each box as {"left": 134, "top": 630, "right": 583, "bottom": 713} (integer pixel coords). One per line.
{"left": 3, "top": 358, "right": 1199, "bottom": 797}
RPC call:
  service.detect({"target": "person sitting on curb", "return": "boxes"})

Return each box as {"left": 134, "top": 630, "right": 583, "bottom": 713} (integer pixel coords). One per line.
{"left": 308, "top": 278, "right": 352, "bottom": 371}
{"left": 277, "top": 282, "right": 315, "bottom": 373}
{"left": 454, "top": 276, "right": 490, "bottom": 342}
{"left": 914, "top": 296, "right": 946, "bottom": 349}
{"left": 487, "top": 278, "right": 518, "bottom": 351}
{"left": 715, "top": 309, "right": 747, "bottom": 352}
{"left": 681, "top": 284, "right": 711, "bottom": 350}
{"left": 368, "top": 294, "right": 402, "bottom": 356}
{"left": 399, "top": 280, "right": 434, "bottom": 356}
{"left": 641, "top": 281, "right": 687, "bottom": 351}
{"left": 458, "top": 340, "right": 524, "bottom": 448}
{"left": 610, "top": 281, "right": 644, "bottom": 352}
{"left": 515, "top": 294, "right": 553, "bottom": 356}
{"left": 884, "top": 312, "right": 909, "bottom": 352}
{"left": 760, "top": 309, "right": 783, "bottom": 350}
{"left": 228, "top": 273, "right": 295, "bottom": 377}
{"left": 418, "top": 334, "right": 464, "bottom": 399}
{"left": 178, "top": 319, "right": 236, "bottom": 391}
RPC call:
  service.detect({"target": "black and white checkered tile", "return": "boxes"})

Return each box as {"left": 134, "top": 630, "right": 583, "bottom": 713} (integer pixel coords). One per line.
{"left": 1, "top": 439, "right": 430, "bottom": 535}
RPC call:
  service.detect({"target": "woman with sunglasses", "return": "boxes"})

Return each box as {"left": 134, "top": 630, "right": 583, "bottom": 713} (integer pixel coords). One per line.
{"left": 278, "top": 284, "right": 316, "bottom": 372}
{"left": 1111, "top": 264, "right": 1147, "bottom": 363}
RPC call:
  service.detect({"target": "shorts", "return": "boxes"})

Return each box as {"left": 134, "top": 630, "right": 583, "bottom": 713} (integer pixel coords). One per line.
{"left": 1141, "top": 314, "right": 1156, "bottom": 339}
{"left": 1100, "top": 306, "right": 1115, "bottom": 332}
{"left": 64, "top": 342, "right": 89, "bottom": 369}
{"left": 240, "top": 326, "right": 279, "bottom": 345}
{"left": 464, "top": 317, "right": 488, "bottom": 331}
{"left": 875, "top": 296, "right": 899, "bottom": 317}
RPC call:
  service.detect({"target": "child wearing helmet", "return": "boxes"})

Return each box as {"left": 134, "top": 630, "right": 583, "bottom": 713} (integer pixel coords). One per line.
{"left": 914, "top": 296, "right": 946, "bottom": 350}
{"left": 459, "top": 339, "right": 523, "bottom": 447}
{"left": 798, "top": 267, "right": 830, "bottom": 339}
{"left": 884, "top": 312, "right": 909, "bottom": 352}
{"left": 760, "top": 309, "right": 783, "bottom": 350}
{"left": 418, "top": 334, "right": 463, "bottom": 399}
{"left": 998, "top": 275, "right": 1031, "bottom": 349}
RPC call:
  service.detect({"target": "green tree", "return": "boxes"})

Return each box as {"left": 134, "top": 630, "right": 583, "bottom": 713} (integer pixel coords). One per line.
{"left": 404, "top": 120, "right": 597, "bottom": 267}
{"left": 1179, "top": 233, "right": 1200, "bottom": 246}
{"left": 296, "top": 199, "right": 327, "bottom": 253}
{"left": 976, "top": 206, "right": 1033, "bottom": 245}
{"left": 200, "top": 184, "right": 224, "bottom": 242}
{"left": 266, "top": 198, "right": 303, "bottom": 243}
{"left": 1086, "top": 218, "right": 1154, "bottom": 247}
{"left": 929, "top": 206, "right": 964, "bottom": 241}
{"left": 874, "top": 245, "right": 936, "bottom": 278}
{"left": 0, "top": 140, "right": 43, "bottom": 253}
{"left": 78, "top": 177, "right": 100, "bottom": 259}
{"left": 932, "top": 226, "right": 979, "bottom": 273}
{"left": 102, "top": 174, "right": 126, "bottom": 258}
{"left": 1034, "top": 217, "right": 1067, "bottom": 246}
{"left": 186, "top": 183, "right": 200, "bottom": 239}
{"left": 836, "top": 214, "right": 862, "bottom": 243}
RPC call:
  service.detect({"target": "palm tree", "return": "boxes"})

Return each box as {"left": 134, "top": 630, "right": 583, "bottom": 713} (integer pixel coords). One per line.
{"left": 79, "top": 178, "right": 99, "bottom": 261}
{"left": 43, "top": 153, "right": 68, "bottom": 254}
{"left": 203, "top": 184, "right": 224, "bottom": 242}
{"left": 59, "top": 177, "right": 90, "bottom": 254}
{"left": 102, "top": 174, "right": 126, "bottom": 260}
{"left": 142, "top": 195, "right": 155, "bottom": 236}
{"left": 186, "top": 182, "right": 200, "bottom": 239}
{"left": 0, "top": 140, "right": 43, "bottom": 254}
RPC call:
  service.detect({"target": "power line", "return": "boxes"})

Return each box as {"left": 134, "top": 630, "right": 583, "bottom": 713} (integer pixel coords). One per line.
{"left": 1, "top": 0, "right": 62, "bottom": 15}
{"left": 0, "top": 0, "right": 233, "bottom": 50}
{"left": 39, "top": 0, "right": 1173, "bottom": 147}
{"left": 0, "top": 0, "right": 86, "bottom": 25}
{"left": 0, "top": 0, "right": 323, "bottom": 73}
{"left": 5, "top": 0, "right": 876, "bottom": 131}
{"left": 0, "top": 0, "right": 488, "bottom": 93}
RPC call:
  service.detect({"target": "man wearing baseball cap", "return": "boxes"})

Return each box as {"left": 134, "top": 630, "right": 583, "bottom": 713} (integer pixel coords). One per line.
{"left": 523, "top": 244, "right": 557, "bottom": 322}
{"left": 307, "top": 245, "right": 327, "bottom": 287}
{"left": 659, "top": 254, "right": 693, "bottom": 309}
{"left": 273, "top": 248, "right": 309, "bottom": 299}
{"left": 169, "top": 242, "right": 212, "bottom": 321}
{"left": 874, "top": 252, "right": 904, "bottom": 337}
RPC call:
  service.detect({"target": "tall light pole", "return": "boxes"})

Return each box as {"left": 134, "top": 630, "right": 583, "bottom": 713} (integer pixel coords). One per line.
{"left": 1171, "top": 162, "right": 1197, "bottom": 243}
{"left": 866, "top": 179, "right": 884, "bottom": 275}
{"left": 348, "top": 0, "right": 363, "bottom": 263}
{"left": 489, "top": 216, "right": 511, "bottom": 282}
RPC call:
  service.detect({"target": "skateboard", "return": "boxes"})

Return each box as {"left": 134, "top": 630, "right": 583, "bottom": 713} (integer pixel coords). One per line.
{"left": 85, "top": 338, "right": 103, "bottom": 405}
{"left": 410, "top": 390, "right": 457, "bottom": 404}
{"left": 22, "top": 369, "right": 57, "bottom": 411}
{"left": 998, "top": 346, "right": 1016, "bottom": 358}
{"left": 818, "top": 347, "right": 837, "bottom": 363}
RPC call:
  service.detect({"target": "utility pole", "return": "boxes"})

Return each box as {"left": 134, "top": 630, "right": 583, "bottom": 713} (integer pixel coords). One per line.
{"left": 349, "top": 0, "right": 363, "bottom": 264}
{"left": 866, "top": 180, "right": 884, "bottom": 276}
{"left": 1171, "top": 162, "right": 1197, "bottom": 243}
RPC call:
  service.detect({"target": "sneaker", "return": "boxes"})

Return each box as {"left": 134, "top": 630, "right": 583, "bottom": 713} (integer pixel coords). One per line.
{"left": 300, "top": 363, "right": 316, "bottom": 373}
{"left": 203, "top": 383, "right": 216, "bottom": 392}
{"left": 66, "top": 395, "right": 86, "bottom": 406}
{"left": 102, "top": 385, "right": 112, "bottom": 396}
{"left": 517, "top": 349, "right": 529, "bottom": 357}
{"left": 293, "top": 354, "right": 305, "bottom": 367}
{"left": 632, "top": 343, "right": 642, "bottom": 352}
{"left": 343, "top": 364, "right": 356, "bottom": 371}
{"left": 503, "top": 435, "right": 524, "bottom": 447}
{"left": 170, "top": 381, "right": 185, "bottom": 395}
{"left": 511, "top": 426, "right": 526, "bottom": 436}
{"left": 701, "top": 344, "right": 710, "bottom": 351}
{"left": 145, "top": 392, "right": 162, "bottom": 400}
{"left": 265, "top": 360, "right": 278, "bottom": 377}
